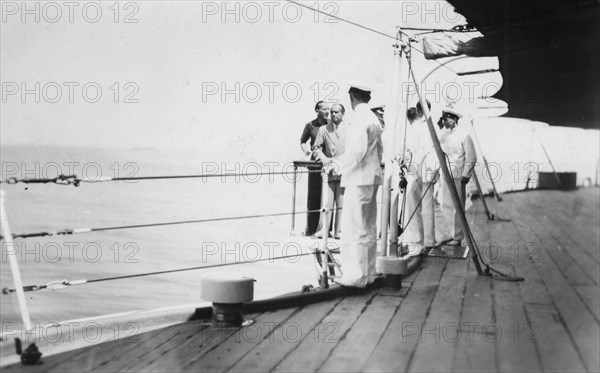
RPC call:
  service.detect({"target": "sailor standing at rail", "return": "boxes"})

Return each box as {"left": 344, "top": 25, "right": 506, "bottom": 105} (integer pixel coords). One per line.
{"left": 439, "top": 105, "right": 477, "bottom": 246}
{"left": 324, "top": 84, "right": 383, "bottom": 288}
{"left": 300, "top": 101, "right": 330, "bottom": 236}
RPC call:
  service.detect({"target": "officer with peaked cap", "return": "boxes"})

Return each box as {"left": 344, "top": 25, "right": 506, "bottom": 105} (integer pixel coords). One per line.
{"left": 324, "top": 84, "right": 383, "bottom": 287}
{"left": 439, "top": 105, "right": 477, "bottom": 246}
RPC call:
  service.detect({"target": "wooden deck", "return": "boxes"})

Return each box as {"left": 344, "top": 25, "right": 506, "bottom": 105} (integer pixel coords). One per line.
{"left": 3, "top": 188, "right": 599, "bottom": 372}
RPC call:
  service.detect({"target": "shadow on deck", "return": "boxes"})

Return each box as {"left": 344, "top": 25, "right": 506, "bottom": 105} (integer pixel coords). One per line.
{"left": 3, "top": 188, "right": 599, "bottom": 372}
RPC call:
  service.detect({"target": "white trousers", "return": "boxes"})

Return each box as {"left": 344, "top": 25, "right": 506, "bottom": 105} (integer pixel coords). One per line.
{"left": 440, "top": 177, "right": 466, "bottom": 241}
{"left": 338, "top": 185, "right": 379, "bottom": 287}
{"left": 403, "top": 176, "right": 435, "bottom": 247}
{"left": 317, "top": 180, "right": 344, "bottom": 236}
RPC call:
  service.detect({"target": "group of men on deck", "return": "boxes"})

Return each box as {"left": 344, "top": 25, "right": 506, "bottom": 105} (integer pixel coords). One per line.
{"left": 299, "top": 85, "right": 477, "bottom": 288}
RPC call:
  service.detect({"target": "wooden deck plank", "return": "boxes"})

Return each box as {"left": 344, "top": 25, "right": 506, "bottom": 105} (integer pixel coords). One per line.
{"left": 485, "top": 196, "right": 543, "bottom": 373}
{"left": 92, "top": 321, "right": 211, "bottom": 372}
{"left": 228, "top": 298, "right": 341, "bottom": 372}
{"left": 318, "top": 294, "right": 400, "bottom": 372}
{"left": 184, "top": 308, "right": 297, "bottom": 372}
{"left": 533, "top": 262, "right": 599, "bottom": 372}
{"left": 525, "top": 304, "right": 587, "bottom": 372}
{"left": 531, "top": 190, "right": 599, "bottom": 264}
{"left": 273, "top": 292, "right": 376, "bottom": 372}
{"left": 529, "top": 201, "right": 599, "bottom": 286}
{"left": 133, "top": 313, "right": 261, "bottom": 372}
{"left": 493, "top": 273, "right": 543, "bottom": 373}
{"left": 2, "top": 189, "right": 597, "bottom": 373}
{"left": 573, "top": 285, "right": 600, "bottom": 323}
{"left": 46, "top": 323, "right": 180, "bottom": 373}
{"left": 407, "top": 259, "right": 468, "bottom": 372}
{"left": 363, "top": 258, "right": 447, "bottom": 372}
{"left": 514, "top": 198, "right": 599, "bottom": 372}
{"left": 452, "top": 270, "right": 497, "bottom": 372}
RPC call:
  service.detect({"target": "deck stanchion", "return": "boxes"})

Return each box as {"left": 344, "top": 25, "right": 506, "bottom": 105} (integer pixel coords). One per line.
{"left": 470, "top": 120, "right": 502, "bottom": 201}
{"left": 0, "top": 190, "right": 33, "bottom": 330}
{"left": 379, "top": 29, "right": 404, "bottom": 258}
{"left": 316, "top": 169, "right": 342, "bottom": 288}
{"left": 0, "top": 189, "right": 42, "bottom": 364}
{"left": 291, "top": 164, "right": 298, "bottom": 235}
{"left": 539, "top": 142, "right": 564, "bottom": 189}
{"left": 472, "top": 173, "right": 494, "bottom": 220}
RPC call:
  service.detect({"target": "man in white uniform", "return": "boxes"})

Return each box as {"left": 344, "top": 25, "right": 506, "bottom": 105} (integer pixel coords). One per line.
{"left": 402, "top": 101, "right": 440, "bottom": 256}
{"left": 325, "top": 85, "right": 383, "bottom": 288}
{"left": 439, "top": 107, "right": 477, "bottom": 246}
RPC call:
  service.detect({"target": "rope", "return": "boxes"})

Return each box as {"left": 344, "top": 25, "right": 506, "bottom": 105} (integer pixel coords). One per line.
{"left": 401, "top": 168, "right": 440, "bottom": 230}
{"left": 0, "top": 169, "right": 322, "bottom": 187}
{"left": 398, "top": 46, "right": 414, "bottom": 234}
{"left": 2, "top": 251, "right": 316, "bottom": 294}
{"left": 9, "top": 209, "right": 324, "bottom": 239}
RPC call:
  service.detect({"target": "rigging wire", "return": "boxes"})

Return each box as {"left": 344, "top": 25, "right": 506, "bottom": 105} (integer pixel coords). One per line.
{"left": 6, "top": 208, "right": 336, "bottom": 239}
{"left": 2, "top": 251, "right": 316, "bottom": 294}
{"left": 0, "top": 168, "right": 322, "bottom": 186}
{"left": 283, "top": 0, "right": 459, "bottom": 75}
{"left": 400, "top": 168, "right": 440, "bottom": 231}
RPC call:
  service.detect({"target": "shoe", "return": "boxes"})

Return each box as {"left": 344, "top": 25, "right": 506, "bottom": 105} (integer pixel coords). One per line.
{"left": 334, "top": 277, "right": 367, "bottom": 288}
{"left": 316, "top": 231, "right": 333, "bottom": 239}
{"left": 435, "top": 238, "right": 452, "bottom": 247}
{"left": 447, "top": 240, "right": 461, "bottom": 246}
{"left": 405, "top": 243, "right": 425, "bottom": 258}
{"left": 334, "top": 234, "right": 341, "bottom": 240}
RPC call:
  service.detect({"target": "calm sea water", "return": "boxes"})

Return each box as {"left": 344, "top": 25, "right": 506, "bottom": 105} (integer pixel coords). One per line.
{"left": 0, "top": 145, "right": 318, "bottom": 325}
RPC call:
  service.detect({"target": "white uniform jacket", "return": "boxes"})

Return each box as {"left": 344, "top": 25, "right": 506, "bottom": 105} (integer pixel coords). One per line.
{"left": 336, "top": 103, "right": 383, "bottom": 187}
{"left": 440, "top": 125, "right": 477, "bottom": 180}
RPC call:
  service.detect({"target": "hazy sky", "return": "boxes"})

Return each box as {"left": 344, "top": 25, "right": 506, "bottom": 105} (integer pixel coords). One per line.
{"left": 1, "top": 0, "right": 494, "bottom": 159}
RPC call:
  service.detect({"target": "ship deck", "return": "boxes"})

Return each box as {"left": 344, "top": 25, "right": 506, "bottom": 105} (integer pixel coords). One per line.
{"left": 3, "top": 188, "right": 599, "bottom": 372}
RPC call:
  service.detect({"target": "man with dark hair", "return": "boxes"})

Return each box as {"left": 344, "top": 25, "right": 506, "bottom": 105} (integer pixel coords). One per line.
{"left": 300, "top": 101, "right": 329, "bottom": 236}
{"left": 325, "top": 85, "right": 383, "bottom": 287}
{"left": 313, "top": 103, "right": 346, "bottom": 239}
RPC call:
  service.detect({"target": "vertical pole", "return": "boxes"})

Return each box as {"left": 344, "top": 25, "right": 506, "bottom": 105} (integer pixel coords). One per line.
{"left": 409, "top": 67, "right": 484, "bottom": 275}
{"left": 291, "top": 165, "right": 298, "bottom": 235}
{"left": 0, "top": 190, "right": 33, "bottom": 331}
{"left": 378, "top": 30, "right": 403, "bottom": 257}
{"left": 470, "top": 120, "right": 502, "bottom": 201}
{"left": 483, "top": 157, "right": 502, "bottom": 201}
{"left": 472, "top": 173, "right": 492, "bottom": 220}
{"left": 540, "top": 142, "right": 563, "bottom": 189}
{"left": 388, "top": 33, "right": 407, "bottom": 257}
{"left": 319, "top": 172, "right": 333, "bottom": 288}
{"left": 594, "top": 158, "right": 600, "bottom": 186}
